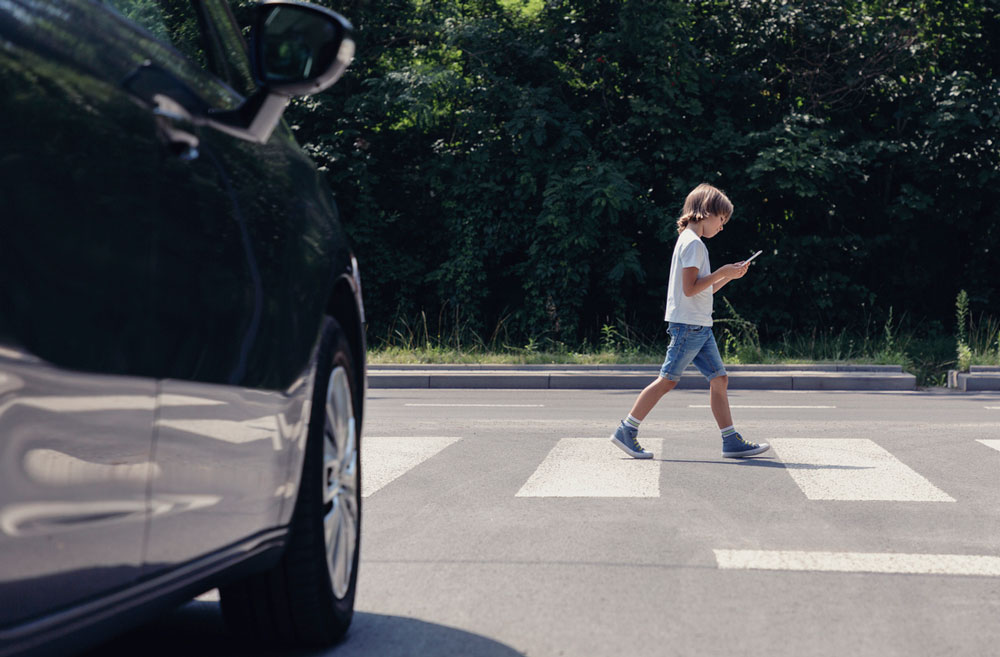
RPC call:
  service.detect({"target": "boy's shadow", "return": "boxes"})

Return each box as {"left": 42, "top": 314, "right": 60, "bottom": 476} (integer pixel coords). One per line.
{"left": 652, "top": 458, "right": 872, "bottom": 471}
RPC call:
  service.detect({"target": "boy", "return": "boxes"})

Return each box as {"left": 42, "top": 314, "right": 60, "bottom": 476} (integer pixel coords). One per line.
{"left": 610, "top": 183, "right": 769, "bottom": 459}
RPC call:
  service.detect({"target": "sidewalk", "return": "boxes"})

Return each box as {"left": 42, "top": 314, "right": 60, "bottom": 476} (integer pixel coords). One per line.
{"left": 368, "top": 363, "right": 918, "bottom": 391}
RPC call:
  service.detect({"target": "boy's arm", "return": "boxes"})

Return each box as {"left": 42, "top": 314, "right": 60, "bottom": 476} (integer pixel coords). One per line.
{"left": 682, "top": 263, "right": 748, "bottom": 297}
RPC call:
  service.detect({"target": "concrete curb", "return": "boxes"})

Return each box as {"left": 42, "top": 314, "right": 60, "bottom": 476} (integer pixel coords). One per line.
{"left": 369, "top": 363, "right": 906, "bottom": 372}
{"left": 948, "top": 366, "right": 1000, "bottom": 391}
{"left": 368, "top": 364, "right": 918, "bottom": 391}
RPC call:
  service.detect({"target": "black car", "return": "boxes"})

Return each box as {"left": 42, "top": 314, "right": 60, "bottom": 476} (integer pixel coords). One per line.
{"left": 0, "top": 1, "right": 366, "bottom": 655}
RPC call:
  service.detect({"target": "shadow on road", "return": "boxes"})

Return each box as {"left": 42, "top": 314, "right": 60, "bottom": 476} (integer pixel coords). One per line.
{"left": 82, "top": 600, "right": 524, "bottom": 657}
{"left": 656, "top": 458, "right": 871, "bottom": 470}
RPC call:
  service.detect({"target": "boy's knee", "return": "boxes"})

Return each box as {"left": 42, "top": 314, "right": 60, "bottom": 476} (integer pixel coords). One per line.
{"left": 655, "top": 376, "right": 678, "bottom": 392}
{"left": 710, "top": 374, "right": 729, "bottom": 390}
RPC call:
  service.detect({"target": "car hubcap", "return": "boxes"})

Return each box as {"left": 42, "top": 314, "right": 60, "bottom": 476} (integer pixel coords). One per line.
{"left": 322, "top": 365, "right": 358, "bottom": 599}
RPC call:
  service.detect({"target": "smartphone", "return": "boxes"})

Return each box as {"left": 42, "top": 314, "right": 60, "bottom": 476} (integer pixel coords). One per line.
{"left": 742, "top": 250, "right": 763, "bottom": 266}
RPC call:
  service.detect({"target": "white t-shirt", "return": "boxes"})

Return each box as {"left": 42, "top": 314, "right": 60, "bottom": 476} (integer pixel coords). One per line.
{"left": 664, "top": 228, "right": 713, "bottom": 326}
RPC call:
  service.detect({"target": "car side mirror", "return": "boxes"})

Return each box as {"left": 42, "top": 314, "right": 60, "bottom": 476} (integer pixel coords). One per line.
{"left": 203, "top": 1, "right": 354, "bottom": 143}
{"left": 253, "top": 1, "right": 355, "bottom": 96}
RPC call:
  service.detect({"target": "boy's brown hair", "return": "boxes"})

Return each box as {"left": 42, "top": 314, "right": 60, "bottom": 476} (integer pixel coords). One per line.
{"left": 676, "top": 183, "right": 733, "bottom": 234}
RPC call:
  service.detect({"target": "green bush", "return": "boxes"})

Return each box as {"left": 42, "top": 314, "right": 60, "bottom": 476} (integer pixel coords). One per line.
{"left": 290, "top": 0, "right": 998, "bottom": 352}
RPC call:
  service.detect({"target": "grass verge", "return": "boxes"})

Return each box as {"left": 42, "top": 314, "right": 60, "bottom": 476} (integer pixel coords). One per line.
{"left": 369, "top": 294, "right": 999, "bottom": 387}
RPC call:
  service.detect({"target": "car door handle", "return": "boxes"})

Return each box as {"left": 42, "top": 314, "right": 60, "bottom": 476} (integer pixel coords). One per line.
{"left": 156, "top": 116, "right": 200, "bottom": 161}
{"left": 152, "top": 95, "right": 200, "bottom": 161}
{"left": 122, "top": 64, "right": 203, "bottom": 161}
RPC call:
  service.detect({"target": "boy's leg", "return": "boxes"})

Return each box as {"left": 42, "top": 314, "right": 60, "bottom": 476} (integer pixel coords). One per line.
{"left": 611, "top": 377, "right": 676, "bottom": 459}
{"left": 706, "top": 374, "right": 769, "bottom": 457}
{"left": 708, "top": 375, "right": 733, "bottom": 429}
{"left": 610, "top": 324, "right": 695, "bottom": 459}
{"left": 611, "top": 376, "right": 677, "bottom": 459}
{"left": 643, "top": 323, "right": 700, "bottom": 415}
{"left": 693, "top": 331, "right": 770, "bottom": 458}
{"left": 630, "top": 376, "right": 678, "bottom": 421}
{"left": 690, "top": 330, "right": 733, "bottom": 428}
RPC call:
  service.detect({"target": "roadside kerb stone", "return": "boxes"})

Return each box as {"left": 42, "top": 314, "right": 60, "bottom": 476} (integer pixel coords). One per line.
{"left": 546, "top": 372, "right": 794, "bottom": 390}
{"left": 948, "top": 366, "right": 1000, "bottom": 391}
{"left": 428, "top": 373, "right": 550, "bottom": 389}
{"left": 369, "top": 363, "right": 905, "bottom": 372}
{"left": 368, "top": 364, "right": 917, "bottom": 391}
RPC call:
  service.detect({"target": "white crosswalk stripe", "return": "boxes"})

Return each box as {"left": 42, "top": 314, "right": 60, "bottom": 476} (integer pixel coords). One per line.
{"left": 769, "top": 438, "right": 955, "bottom": 502}
{"left": 362, "top": 436, "right": 462, "bottom": 497}
{"left": 978, "top": 439, "right": 1000, "bottom": 453}
{"left": 714, "top": 549, "right": 1000, "bottom": 577}
{"left": 515, "top": 438, "right": 665, "bottom": 498}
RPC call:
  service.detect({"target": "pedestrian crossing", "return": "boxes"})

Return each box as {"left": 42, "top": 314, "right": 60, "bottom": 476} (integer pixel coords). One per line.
{"left": 362, "top": 435, "right": 997, "bottom": 501}
{"left": 515, "top": 438, "right": 665, "bottom": 497}
{"left": 361, "top": 432, "right": 999, "bottom": 579}
{"left": 768, "top": 438, "right": 955, "bottom": 502}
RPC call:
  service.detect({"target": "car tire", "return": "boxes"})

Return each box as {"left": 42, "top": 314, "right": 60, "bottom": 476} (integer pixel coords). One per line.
{"left": 219, "top": 316, "right": 361, "bottom": 648}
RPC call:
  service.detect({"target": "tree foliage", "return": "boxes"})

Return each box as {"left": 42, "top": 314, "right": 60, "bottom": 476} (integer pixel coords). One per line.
{"left": 285, "top": 0, "right": 1000, "bottom": 345}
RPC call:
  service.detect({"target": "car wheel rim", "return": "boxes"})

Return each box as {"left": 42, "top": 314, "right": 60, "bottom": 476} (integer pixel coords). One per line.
{"left": 323, "top": 365, "right": 358, "bottom": 599}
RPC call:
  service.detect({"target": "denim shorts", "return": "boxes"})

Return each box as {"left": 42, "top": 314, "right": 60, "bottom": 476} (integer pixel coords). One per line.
{"left": 659, "top": 322, "right": 727, "bottom": 381}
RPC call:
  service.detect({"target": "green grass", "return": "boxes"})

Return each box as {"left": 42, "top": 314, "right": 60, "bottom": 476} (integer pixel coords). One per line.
{"left": 368, "top": 339, "right": 952, "bottom": 386}
{"left": 368, "top": 300, "right": 998, "bottom": 387}
{"left": 960, "top": 316, "right": 1000, "bottom": 370}
{"left": 368, "top": 345, "right": 663, "bottom": 366}
{"left": 955, "top": 290, "right": 1000, "bottom": 372}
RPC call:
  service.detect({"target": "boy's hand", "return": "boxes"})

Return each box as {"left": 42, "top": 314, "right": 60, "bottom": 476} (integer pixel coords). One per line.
{"left": 722, "top": 262, "right": 749, "bottom": 279}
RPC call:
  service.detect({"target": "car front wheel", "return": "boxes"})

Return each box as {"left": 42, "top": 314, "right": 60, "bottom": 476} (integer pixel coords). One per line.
{"left": 220, "top": 317, "right": 361, "bottom": 648}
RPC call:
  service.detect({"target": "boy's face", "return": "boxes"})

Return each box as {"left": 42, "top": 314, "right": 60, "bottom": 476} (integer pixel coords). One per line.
{"left": 702, "top": 213, "right": 729, "bottom": 239}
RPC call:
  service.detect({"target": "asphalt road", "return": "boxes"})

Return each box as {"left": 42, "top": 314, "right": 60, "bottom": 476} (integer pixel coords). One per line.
{"left": 89, "top": 387, "right": 1000, "bottom": 657}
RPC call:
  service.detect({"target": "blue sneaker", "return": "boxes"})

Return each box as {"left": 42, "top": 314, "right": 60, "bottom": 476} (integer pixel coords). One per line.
{"left": 610, "top": 422, "right": 653, "bottom": 459}
{"left": 722, "top": 432, "right": 770, "bottom": 458}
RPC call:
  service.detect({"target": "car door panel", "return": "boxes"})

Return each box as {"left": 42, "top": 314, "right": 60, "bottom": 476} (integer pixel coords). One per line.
{"left": 0, "top": 1, "right": 176, "bottom": 626}
{"left": 142, "top": 375, "right": 311, "bottom": 574}
{"left": 0, "top": 352, "right": 155, "bottom": 626}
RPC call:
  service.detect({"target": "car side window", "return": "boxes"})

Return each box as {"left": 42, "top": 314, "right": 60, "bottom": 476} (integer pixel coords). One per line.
{"left": 105, "top": 0, "right": 256, "bottom": 103}
{"left": 200, "top": 0, "right": 257, "bottom": 99}
{"left": 104, "top": 0, "right": 211, "bottom": 71}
